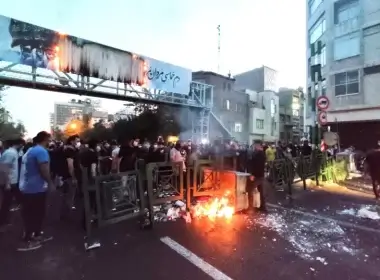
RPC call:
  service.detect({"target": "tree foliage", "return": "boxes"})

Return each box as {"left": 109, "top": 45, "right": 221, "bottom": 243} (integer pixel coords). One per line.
{"left": 82, "top": 103, "right": 192, "bottom": 143}
{"left": 0, "top": 85, "right": 26, "bottom": 139}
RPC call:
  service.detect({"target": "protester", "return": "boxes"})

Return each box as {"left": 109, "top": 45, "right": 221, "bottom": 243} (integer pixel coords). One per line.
{"left": 18, "top": 131, "right": 53, "bottom": 251}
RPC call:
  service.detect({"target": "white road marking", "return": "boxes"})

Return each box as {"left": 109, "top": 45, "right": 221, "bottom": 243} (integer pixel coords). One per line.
{"left": 160, "top": 236, "right": 234, "bottom": 280}
{"left": 267, "top": 203, "right": 380, "bottom": 234}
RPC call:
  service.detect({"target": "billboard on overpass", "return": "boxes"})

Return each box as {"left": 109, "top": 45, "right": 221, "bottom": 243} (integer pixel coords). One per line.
{"left": 0, "top": 14, "right": 191, "bottom": 95}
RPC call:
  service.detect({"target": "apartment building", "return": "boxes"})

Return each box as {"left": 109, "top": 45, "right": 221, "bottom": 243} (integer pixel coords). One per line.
{"left": 278, "top": 88, "right": 305, "bottom": 143}
{"left": 192, "top": 71, "right": 249, "bottom": 143}
{"left": 307, "top": 0, "right": 380, "bottom": 148}
{"left": 53, "top": 100, "right": 85, "bottom": 129}
{"left": 234, "top": 66, "right": 278, "bottom": 93}
{"left": 245, "top": 89, "right": 280, "bottom": 143}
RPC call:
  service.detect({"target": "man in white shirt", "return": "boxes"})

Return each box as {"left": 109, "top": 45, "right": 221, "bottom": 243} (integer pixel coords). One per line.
{"left": 0, "top": 138, "right": 23, "bottom": 230}
{"left": 111, "top": 143, "right": 120, "bottom": 172}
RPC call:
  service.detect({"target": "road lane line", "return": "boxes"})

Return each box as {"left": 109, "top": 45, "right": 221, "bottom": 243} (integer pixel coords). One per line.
{"left": 267, "top": 203, "right": 380, "bottom": 234}
{"left": 160, "top": 236, "right": 233, "bottom": 280}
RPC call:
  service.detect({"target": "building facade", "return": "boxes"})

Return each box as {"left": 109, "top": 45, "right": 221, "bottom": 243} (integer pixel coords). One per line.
{"left": 306, "top": 0, "right": 380, "bottom": 148}
{"left": 246, "top": 90, "right": 280, "bottom": 143}
{"left": 192, "top": 71, "right": 249, "bottom": 143}
{"left": 234, "top": 66, "right": 278, "bottom": 93}
{"left": 278, "top": 88, "right": 305, "bottom": 143}
{"left": 192, "top": 71, "right": 280, "bottom": 144}
{"left": 53, "top": 100, "right": 85, "bottom": 129}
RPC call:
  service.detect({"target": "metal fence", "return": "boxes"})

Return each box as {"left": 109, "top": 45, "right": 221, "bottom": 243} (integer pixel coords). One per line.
{"left": 82, "top": 168, "right": 149, "bottom": 246}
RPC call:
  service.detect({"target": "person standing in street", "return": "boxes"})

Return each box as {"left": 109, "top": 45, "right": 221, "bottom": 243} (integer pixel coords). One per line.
{"left": 18, "top": 131, "right": 53, "bottom": 251}
{"left": 246, "top": 140, "right": 267, "bottom": 213}
{"left": 0, "top": 138, "right": 23, "bottom": 232}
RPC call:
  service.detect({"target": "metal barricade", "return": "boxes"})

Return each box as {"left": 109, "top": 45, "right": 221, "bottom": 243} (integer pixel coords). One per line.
{"left": 82, "top": 168, "right": 148, "bottom": 247}
{"left": 145, "top": 162, "right": 184, "bottom": 207}
{"left": 296, "top": 151, "right": 323, "bottom": 189}
{"left": 268, "top": 159, "right": 292, "bottom": 192}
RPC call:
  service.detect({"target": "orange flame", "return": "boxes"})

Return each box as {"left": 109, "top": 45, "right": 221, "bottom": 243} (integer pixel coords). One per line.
{"left": 192, "top": 192, "right": 234, "bottom": 220}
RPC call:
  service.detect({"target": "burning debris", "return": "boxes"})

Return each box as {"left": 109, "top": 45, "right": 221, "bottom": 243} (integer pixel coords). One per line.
{"left": 153, "top": 200, "right": 189, "bottom": 222}
{"left": 251, "top": 209, "right": 358, "bottom": 261}
{"left": 191, "top": 193, "right": 235, "bottom": 220}
{"left": 153, "top": 192, "right": 236, "bottom": 223}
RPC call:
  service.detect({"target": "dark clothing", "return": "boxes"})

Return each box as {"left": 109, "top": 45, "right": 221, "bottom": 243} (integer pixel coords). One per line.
{"left": 301, "top": 145, "right": 312, "bottom": 156}
{"left": 0, "top": 184, "right": 21, "bottom": 226}
{"left": 148, "top": 148, "right": 166, "bottom": 163}
{"left": 81, "top": 149, "right": 99, "bottom": 181}
{"left": 21, "top": 192, "right": 47, "bottom": 241}
{"left": 118, "top": 146, "right": 138, "bottom": 172}
{"left": 365, "top": 149, "right": 380, "bottom": 198}
{"left": 56, "top": 146, "right": 81, "bottom": 180}
{"left": 247, "top": 150, "right": 266, "bottom": 178}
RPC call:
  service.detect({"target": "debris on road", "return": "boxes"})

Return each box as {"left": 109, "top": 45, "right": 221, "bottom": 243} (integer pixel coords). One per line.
{"left": 337, "top": 205, "right": 380, "bottom": 220}
{"left": 249, "top": 209, "right": 358, "bottom": 261}
{"left": 153, "top": 200, "right": 188, "bottom": 222}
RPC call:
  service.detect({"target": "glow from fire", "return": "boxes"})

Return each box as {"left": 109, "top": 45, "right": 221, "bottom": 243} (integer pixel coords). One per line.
{"left": 192, "top": 192, "right": 235, "bottom": 220}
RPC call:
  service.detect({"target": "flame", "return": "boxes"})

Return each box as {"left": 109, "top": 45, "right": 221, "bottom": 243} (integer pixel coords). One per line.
{"left": 192, "top": 192, "right": 235, "bottom": 220}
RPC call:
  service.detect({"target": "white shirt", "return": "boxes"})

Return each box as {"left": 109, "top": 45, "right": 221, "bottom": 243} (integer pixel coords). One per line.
{"left": 18, "top": 150, "right": 30, "bottom": 191}
{"left": 0, "top": 147, "right": 19, "bottom": 185}
{"left": 112, "top": 147, "right": 120, "bottom": 158}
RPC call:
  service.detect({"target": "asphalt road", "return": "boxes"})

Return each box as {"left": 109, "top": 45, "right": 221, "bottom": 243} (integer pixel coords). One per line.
{"left": 1, "top": 187, "right": 379, "bottom": 280}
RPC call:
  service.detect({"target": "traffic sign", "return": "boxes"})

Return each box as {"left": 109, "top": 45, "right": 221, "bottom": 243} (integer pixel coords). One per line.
{"left": 318, "top": 111, "right": 328, "bottom": 125}
{"left": 316, "top": 96, "right": 330, "bottom": 110}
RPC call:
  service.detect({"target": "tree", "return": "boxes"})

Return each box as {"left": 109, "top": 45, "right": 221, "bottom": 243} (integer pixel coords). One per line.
{"left": 52, "top": 126, "right": 65, "bottom": 141}
{"left": 80, "top": 102, "right": 191, "bottom": 143}
{"left": 0, "top": 85, "right": 26, "bottom": 139}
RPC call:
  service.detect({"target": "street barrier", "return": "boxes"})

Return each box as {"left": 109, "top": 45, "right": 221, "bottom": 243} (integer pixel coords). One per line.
{"left": 296, "top": 151, "right": 323, "bottom": 189}
{"left": 186, "top": 159, "right": 217, "bottom": 207}
{"left": 269, "top": 151, "right": 326, "bottom": 194}
{"left": 145, "top": 161, "right": 184, "bottom": 206}
{"left": 267, "top": 158, "right": 293, "bottom": 195}
{"left": 82, "top": 168, "right": 149, "bottom": 249}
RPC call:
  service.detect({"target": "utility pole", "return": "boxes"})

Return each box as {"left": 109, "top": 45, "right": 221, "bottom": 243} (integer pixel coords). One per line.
{"left": 217, "top": 25, "right": 221, "bottom": 73}
{"left": 310, "top": 40, "right": 323, "bottom": 147}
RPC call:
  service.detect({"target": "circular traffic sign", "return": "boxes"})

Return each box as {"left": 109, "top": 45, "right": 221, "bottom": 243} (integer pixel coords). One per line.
{"left": 316, "top": 96, "right": 330, "bottom": 110}
{"left": 318, "top": 111, "right": 328, "bottom": 125}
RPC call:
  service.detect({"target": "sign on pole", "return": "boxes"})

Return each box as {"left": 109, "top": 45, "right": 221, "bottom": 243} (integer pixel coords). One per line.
{"left": 316, "top": 96, "right": 330, "bottom": 111}
{"left": 318, "top": 111, "right": 328, "bottom": 125}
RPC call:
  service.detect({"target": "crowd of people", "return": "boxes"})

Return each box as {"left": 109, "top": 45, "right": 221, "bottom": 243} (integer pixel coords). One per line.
{"left": 0, "top": 131, "right": 379, "bottom": 252}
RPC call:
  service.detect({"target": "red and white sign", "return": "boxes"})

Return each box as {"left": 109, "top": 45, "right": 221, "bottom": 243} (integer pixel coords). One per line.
{"left": 318, "top": 111, "right": 328, "bottom": 125}
{"left": 316, "top": 96, "right": 330, "bottom": 110}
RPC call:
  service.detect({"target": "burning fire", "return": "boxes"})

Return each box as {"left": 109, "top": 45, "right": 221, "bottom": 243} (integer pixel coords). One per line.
{"left": 192, "top": 192, "right": 235, "bottom": 220}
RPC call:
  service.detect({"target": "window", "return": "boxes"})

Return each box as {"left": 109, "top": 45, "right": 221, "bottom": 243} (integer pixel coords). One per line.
{"left": 334, "top": 70, "right": 359, "bottom": 96}
{"left": 321, "top": 45, "right": 326, "bottom": 66}
{"left": 256, "top": 119, "right": 264, "bottom": 129}
{"left": 234, "top": 122, "right": 242, "bottom": 132}
{"left": 292, "top": 110, "right": 299, "bottom": 117}
{"left": 334, "top": 32, "right": 360, "bottom": 60}
{"left": 270, "top": 99, "right": 276, "bottom": 117}
{"left": 309, "top": 17, "right": 326, "bottom": 44}
{"left": 235, "top": 103, "right": 243, "bottom": 113}
{"left": 227, "top": 83, "right": 232, "bottom": 91}
{"left": 309, "top": 0, "right": 323, "bottom": 15}
{"left": 321, "top": 79, "right": 326, "bottom": 95}
{"left": 222, "top": 99, "right": 230, "bottom": 110}
{"left": 334, "top": 0, "right": 359, "bottom": 25}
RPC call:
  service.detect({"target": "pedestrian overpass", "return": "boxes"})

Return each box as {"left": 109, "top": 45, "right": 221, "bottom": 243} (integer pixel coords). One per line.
{"left": 0, "top": 13, "right": 232, "bottom": 142}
